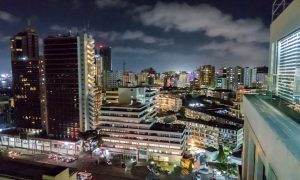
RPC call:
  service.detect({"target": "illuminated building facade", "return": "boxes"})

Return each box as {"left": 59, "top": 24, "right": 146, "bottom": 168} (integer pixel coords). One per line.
{"left": 98, "top": 87, "right": 187, "bottom": 161}
{"left": 157, "top": 94, "right": 182, "bottom": 112}
{"left": 199, "top": 65, "right": 215, "bottom": 88}
{"left": 10, "top": 26, "right": 42, "bottom": 129}
{"left": 44, "top": 33, "right": 100, "bottom": 139}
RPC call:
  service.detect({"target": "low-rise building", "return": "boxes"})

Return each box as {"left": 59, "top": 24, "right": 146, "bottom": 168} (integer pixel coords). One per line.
{"left": 0, "top": 157, "right": 77, "bottom": 180}
{"left": 0, "top": 129, "right": 81, "bottom": 155}
{"left": 157, "top": 94, "right": 182, "bottom": 112}
{"left": 178, "top": 117, "right": 243, "bottom": 150}
{"left": 98, "top": 87, "right": 188, "bottom": 161}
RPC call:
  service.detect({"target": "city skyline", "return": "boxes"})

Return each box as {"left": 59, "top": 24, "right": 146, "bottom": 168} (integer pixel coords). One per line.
{"left": 0, "top": 0, "right": 273, "bottom": 73}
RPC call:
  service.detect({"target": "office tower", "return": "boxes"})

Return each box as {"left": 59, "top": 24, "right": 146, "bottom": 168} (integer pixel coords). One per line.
{"left": 244, "top": 67, "right": 251, "bottom": 87}
{"left": 44, "top": 33, "right": 100, "bottom": 139}
{"left": 10, "top": 26, "right": 42, "bottom": 130}
{"left": 199, "top": 65, "right": 215, "bottom": 88}
{"left": 242, "top": 1, "right": 300, "bottom": 179}
{"left": 270, "top": 0, "right": 300, "bottom": 104}
{"left": 99, "top": 46, "right": 112, "bottom": 72}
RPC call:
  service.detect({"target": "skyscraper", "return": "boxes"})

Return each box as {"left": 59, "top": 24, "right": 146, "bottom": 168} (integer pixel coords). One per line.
{"left": 199, "top": 65, "right": 215, "bottom": 88}
{"left": 44, "top": 33, "right": 100, "bottom": 139}
{"left": 99, "top": 46, "right": 112, "bottom": 72}
{"left": 10, "top": 26, "right": 42, "bottom": 130}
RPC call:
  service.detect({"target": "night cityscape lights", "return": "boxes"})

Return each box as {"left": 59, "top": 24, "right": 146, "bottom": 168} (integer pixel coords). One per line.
{"left": 0, "top": 0, "right": 300, "bottom": 180}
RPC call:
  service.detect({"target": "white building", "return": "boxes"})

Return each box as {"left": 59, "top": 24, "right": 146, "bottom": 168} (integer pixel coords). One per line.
{"left": 98, "top": 87, "right": 188, "bottom": 161}
{"left": 157, "top": 94, "right": 182, "bottom": 112}
{"left": 0, "top": 130, "right": 81, "bottom": 155}
{"left": 269, "top": 0, "right": 300, "bottom": 104}
{"left": 244, "top": 67, "right": 251, "bottom": 87}
{"left": 180, "top": 117, "right": 243, "bottom": 150}
{"left": 242, "top": 94, "right": 300, "bottom": 180}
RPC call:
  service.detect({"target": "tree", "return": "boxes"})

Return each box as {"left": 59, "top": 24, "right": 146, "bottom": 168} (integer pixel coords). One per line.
{"left": 217, "top": 145, "right": 226, "bottom": 163}
{"left": 79, "top": 130, "right": 103, "bottom": 153}
{"left": 179, "top": 107, "right": 185, "bottom": 117}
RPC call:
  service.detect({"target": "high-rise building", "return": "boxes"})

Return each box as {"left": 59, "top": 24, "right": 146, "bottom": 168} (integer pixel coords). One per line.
{"left": 44, "top": 33, "right": 100, "bottom": 139}
{"left": 177, "top": 72, "right": 189, "bottom": 88}
{"left": 199, "top": 65, "right": 215, "bottom": 88}
{"left": 102, "top": 70, "right": 123, "bottom": 90}
{"left": 244, "top": 67, "right": 251, "bottom": 87}
{"left": 10, "top": 26, "right": 42, "bottom": 130}
{"left": 233, "top": 66, "right": 244, "bottom": 90}
{"left": 0, "top": 95, "right": 11, "bottom": 128}
{"left": 256, "top": 66, "right": 268, "bottom": 89}
{"left": 99, "top": 46, "right": 112, "bottom": 72}
{"left": 251, "top": 68, "right": 257, "bottom": 86}
{"left": 269, "top": 0, "right": 300, "bottom": 104}
{"left": 215, "top": 77, "right": 227, "bottom": 89}
{"left": 222, "top": 66, "right": 244, "bottom": 90}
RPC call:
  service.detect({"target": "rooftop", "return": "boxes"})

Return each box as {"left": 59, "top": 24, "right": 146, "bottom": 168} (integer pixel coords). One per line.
{"left": 0, "top": 157, "right": 74, "bottom": 179}
{"left": 0, "top": 128, "right": 79, "bottom": 142}
{"left": 186, "top": 107, "right": 243, "bottom": 124}
{"left": 178, "top": 116, "right": 242, "bottom": 130}
{"left": 101, "top": 102, "right": 145, "bottom": 108}
{"left": 244, "top": 94, "right": 300, "bottom": 160}
{"left": 150, "top": 123, "right": 186, "bottom": 133}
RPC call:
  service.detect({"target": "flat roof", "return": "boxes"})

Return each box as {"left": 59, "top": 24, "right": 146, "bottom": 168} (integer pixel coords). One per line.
{"left": 150, "top": 123, "right": 186, "bottom": 133}
{"left": 178, "top": 116, "right": 242, "bottom": 130}
{"left": 0, "top": 157, "right": 73, "bottom": 179}
{"left": 244, "top": 94, "right": 300, "bottom": 160}
{"left": 0, "top": 129, "right": 79, "bottom": 142}
{"left": 186, "top": 107, "right": 243, "bottom": 124}
{"left": 101, "top": 102, "right": 145, "bottom": 108}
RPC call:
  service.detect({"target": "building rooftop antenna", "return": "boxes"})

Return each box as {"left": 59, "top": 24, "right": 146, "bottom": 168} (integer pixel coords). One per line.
{"left": 272, "top": 0, "right": 293, "bottom": 21}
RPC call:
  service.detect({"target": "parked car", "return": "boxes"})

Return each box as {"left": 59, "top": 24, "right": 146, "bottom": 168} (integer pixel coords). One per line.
{"left": 77, "top": 171, "right": 92, "bottom": 180}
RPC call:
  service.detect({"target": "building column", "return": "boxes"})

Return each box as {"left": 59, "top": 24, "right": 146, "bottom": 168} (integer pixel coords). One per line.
{"left": 246, "top": 135, "right": 255, "bottom": 180}
{"left": 254, "top": 153, "right": 263, "bottom": 180}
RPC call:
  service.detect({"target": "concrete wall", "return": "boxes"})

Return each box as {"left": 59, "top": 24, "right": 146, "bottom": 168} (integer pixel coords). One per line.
{"left": 242, "top": 96, "right": 300, "bottom": 180}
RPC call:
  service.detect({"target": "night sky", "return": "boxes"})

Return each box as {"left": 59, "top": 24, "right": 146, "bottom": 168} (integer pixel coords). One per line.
{"left": 0, "top": 0, "right": 274, "bottom": 73}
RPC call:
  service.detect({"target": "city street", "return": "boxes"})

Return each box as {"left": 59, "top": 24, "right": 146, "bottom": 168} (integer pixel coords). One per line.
{"left": 0, "top": 146, "right": 143, "bottom": 180}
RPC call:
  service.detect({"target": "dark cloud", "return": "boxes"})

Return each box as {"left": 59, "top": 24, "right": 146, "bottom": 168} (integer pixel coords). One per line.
{"left": 95, "top": 0, "right": 129, "bottom": 9}
{"left": 113, "top": 46, "right": 157, "bottom": 55}
{"left": 0, "top": 10, "right": 20, "bottom": 23}
{"left": 97, "top": 30, "right": 174, "bottom": 46}
{"left": 136, "top": 2, "right": 269, "bottom": 43}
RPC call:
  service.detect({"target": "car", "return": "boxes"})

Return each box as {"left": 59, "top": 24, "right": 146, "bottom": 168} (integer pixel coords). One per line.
{"left": 77, "top": 171, "right": 92, "bottom": 180}
{"left": 198, "top": 168, "right": 210, "bottom": 175}
{"left": 121, "top": 162, "right": 126, "bottom": 168}
{"left": 106, "top": 160, "right": 112, "bottom": 165}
